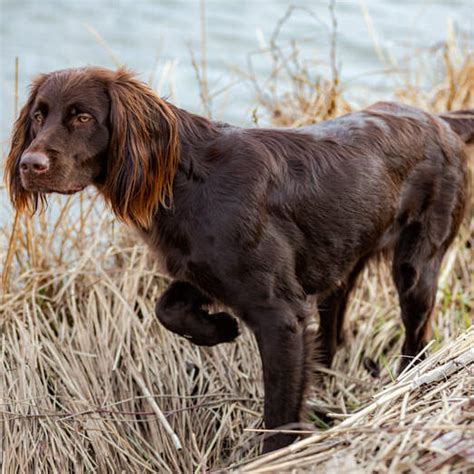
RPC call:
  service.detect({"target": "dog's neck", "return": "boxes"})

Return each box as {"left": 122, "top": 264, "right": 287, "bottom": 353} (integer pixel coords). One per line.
{"left": 169, "top": 104, "right": 229, "bottom": 181}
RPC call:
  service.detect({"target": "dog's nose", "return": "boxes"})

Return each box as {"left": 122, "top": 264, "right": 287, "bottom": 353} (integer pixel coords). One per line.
{"left": 20, "top": 152, "right": 50, "bottom": 174}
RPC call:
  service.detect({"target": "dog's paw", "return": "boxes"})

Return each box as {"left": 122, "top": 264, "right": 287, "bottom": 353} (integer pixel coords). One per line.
{"left": 187, "top": 311, "right": 240, "bottom": 346}
{"left": 213, "top": 312, "right": 240, "bottom": 343}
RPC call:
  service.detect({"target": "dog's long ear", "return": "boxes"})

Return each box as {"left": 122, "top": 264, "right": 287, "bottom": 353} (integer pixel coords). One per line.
{"left": 103, "top": 69, "right": 179, "bottom": 228}
{"left": 5, "top": 73, "right": 49, "bottom": 213}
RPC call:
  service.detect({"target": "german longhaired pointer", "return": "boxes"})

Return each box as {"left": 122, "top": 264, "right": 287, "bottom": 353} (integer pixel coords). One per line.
{"left": 6, "top": 67, "right": 472, "bottom": 453}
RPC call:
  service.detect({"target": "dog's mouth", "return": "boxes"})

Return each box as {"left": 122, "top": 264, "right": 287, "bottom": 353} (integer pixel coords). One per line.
{"left": 21, "top": 178, "right": 86, "bottom": 195}
{"left": 57, "top": 186, "right": 87, "bottom": 195}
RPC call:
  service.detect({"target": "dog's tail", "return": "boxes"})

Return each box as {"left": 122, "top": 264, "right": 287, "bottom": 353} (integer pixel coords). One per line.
{"left": 439, "top": 109, "right": 474, "bottom": 144}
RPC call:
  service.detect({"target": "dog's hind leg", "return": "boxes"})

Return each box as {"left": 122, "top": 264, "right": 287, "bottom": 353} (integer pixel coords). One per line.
{"left": 392, "top": 163, "right": 466, "bottom": 374}
{"left": 155, "top": 281, "right": 240, "bottom": 346}
{"left": 317, "top": 256, "right": 369, "bottom": 367}
{"left": 392, "top": 223, "right": 445, "bottom": 373}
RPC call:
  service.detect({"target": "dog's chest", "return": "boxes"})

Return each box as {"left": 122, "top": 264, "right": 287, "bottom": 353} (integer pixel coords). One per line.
{"left": 137, "top": 223, "right": 195, "bottom": 280}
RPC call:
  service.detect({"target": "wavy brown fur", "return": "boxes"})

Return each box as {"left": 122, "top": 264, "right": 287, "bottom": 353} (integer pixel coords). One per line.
{"left": 104, "top": 69, "right": 180, "bottom": 227}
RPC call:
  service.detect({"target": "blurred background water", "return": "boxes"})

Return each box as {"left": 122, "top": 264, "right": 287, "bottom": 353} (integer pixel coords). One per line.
{"left": 0, "top": 0, "right": 472, "bottom": 221}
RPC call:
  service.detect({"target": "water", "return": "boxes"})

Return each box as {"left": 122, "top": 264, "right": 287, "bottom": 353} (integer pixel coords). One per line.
{"left": 0, "top": 0, "right": 472, "bottom": 222}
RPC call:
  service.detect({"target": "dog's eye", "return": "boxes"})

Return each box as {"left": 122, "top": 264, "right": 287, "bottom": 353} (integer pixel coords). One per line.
{"left": 34, "top": 111, "right": 44, "bottom": 124}
{"left": 76, "top": 113, "right": 93, "bottom": 124}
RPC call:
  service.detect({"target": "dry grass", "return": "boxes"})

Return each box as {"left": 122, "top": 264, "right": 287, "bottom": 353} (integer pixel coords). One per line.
{"left": 1, "top": 12, "right": 473, "bottom": 474}
{"left": 1, "top": 197, "right": 264, "bottom": 472}
{"left": 248, "top": 7, "right": 473, "bottom": 126}
{"left": 239, "top": 329, "right": 474, "bottom": 473}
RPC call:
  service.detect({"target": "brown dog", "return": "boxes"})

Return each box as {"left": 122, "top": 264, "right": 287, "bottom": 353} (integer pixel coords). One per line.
{"left": 5, "top": 67, "right": 472, "bottom": 453}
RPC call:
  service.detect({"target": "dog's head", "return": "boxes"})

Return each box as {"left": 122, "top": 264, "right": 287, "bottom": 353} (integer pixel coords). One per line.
{"left": 5, "top": 67, "right": 179, "bottom": 228}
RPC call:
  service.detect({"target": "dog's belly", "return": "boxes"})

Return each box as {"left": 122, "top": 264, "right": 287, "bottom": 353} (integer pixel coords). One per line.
{"left": 290, "top": 203, "right": 396, "bottom": 296}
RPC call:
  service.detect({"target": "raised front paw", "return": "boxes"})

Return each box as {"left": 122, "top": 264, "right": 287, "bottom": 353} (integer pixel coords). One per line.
{"left": 213, "top": 311, "right": 241, "bottom": 343}
{"left": 187, "top": 311, "right": 240, "bottom": 346}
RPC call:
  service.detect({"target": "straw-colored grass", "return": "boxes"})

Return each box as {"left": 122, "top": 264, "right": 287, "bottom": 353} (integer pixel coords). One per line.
{"left": 239, "top": 328, "right": 474, "bottom": 473}
{"left": 1, "top": 15, "right": 473, "bottom": 474}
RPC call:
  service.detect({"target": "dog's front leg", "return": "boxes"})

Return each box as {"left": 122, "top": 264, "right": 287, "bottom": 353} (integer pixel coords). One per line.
{"left": 249, "top": 303, "right": 307, "bottom": 453}
{"left": 155, "top": 281, "right": 240, "bottom": 346}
